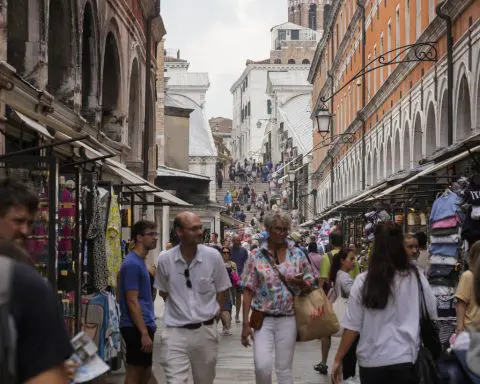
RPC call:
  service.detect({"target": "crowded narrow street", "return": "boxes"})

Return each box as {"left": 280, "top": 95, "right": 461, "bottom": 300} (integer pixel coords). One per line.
{"left": 1, "top": 0, "right": 480, "bottom": 383}
{"left": 107, "top": 300, "right": 339, "bottom": 384}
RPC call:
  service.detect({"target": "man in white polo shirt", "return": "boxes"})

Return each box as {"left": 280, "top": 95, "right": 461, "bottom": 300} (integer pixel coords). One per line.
{"left": 155, "top": 211, "right": 231, "bottom": 384}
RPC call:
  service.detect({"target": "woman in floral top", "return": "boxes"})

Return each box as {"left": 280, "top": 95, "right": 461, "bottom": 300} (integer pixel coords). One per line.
{"left": 241, "top": 211, "right": 314, "bottom": 384}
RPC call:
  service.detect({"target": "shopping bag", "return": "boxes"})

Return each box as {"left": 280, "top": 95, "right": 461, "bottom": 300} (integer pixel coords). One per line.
{"left": 294, "top": 288, "right": 340, "bottom": 342}
{"left": 331, "top": 297, "right": 348, "bottom": 337}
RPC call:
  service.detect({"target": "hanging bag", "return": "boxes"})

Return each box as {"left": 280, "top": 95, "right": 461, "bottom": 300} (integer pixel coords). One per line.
{"left": 263, "top": 250, "right": 339, "bottom": 342}
{"left": 413, "top": 269, "right": 442, "bottom": 384}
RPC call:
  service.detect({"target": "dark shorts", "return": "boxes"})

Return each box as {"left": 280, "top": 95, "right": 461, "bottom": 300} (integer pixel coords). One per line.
{"left": 235, "top": 286, "right": 244, "bottom": 295}
{"left": 121, "top": 327, "right": 155, "bottom": 367}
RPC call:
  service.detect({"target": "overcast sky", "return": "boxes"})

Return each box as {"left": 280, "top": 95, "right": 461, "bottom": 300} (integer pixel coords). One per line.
{"left": 162, "top": 0, "right": 286, "bottom": 119}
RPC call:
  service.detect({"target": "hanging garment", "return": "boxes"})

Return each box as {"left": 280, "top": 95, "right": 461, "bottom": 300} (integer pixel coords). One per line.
{"left": 430, "top": 234, "right": 461, "bottom": 244}
{"left": 430, "top": 192, "right": 462, "bottom": 224}
{"left": 106, "top": 193, "right": 122, "bottom": 288}
{"left": 86, "top": 189, "right": 108, "bottom": 291}
{"left": 431, "top": 215, "right": 460, "bottom": 229}
{"left": 428, "top": 243, "right": 459, "bottom": 257}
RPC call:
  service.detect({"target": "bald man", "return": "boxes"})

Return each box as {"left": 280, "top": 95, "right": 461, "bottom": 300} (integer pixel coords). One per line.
{"left": 154, "top": 212, "right": 231, "bottom": 384}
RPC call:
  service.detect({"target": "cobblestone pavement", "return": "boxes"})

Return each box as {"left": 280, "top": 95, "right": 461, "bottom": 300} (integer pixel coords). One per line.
{"left": 104, "top": 300, "right": 339, "bottom": 383}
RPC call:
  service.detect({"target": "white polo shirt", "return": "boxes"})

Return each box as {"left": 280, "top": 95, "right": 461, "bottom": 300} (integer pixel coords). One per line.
{"left": 154, "top": 244, "right": 232, "bottom": 327}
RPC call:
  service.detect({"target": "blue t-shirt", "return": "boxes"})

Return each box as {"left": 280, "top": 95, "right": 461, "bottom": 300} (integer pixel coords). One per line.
{"left": 119, "top": 252, "right": 156, "bottom": 330}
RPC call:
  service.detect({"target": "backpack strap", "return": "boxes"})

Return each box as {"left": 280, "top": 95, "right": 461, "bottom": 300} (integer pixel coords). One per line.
{"left": 0, "top": 256, "right": 16, "bottom": 383}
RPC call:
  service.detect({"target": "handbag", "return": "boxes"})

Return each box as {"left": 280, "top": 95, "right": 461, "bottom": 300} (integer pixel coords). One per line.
{"left": 249, "top": 309, "right": 265, "bottom": 330}
{"left": 413, "top": 269, "right": 442, "bottom": 384}
{"left": 263, "top": 249, "right": 339, "bottom": 341}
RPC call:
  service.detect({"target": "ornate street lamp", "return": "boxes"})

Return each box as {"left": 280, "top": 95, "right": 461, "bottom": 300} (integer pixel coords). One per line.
{"left": 315, "top": 105, "right": 332, "bottom": 135}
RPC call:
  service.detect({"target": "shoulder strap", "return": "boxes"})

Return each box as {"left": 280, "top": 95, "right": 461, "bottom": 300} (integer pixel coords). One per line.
{"left": 0, "top": 257, "right": 13, "bottom": 306}
{"left": 413, "top": 267, "right": 429, "bottom": 321}
{"left": 261, "top": 249, "right": 295, "bottom": 296}
{"left": 0, "top": 256, "right": 16, "bottom": 384}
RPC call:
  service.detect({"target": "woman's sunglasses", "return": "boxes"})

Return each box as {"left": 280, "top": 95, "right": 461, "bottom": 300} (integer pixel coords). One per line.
{"left": 222, "top": 250, "right": 231, "bottom": 255}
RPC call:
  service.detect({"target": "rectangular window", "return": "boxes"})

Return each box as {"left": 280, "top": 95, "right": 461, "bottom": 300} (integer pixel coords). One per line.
{"left": 396, "top": 6, "right": 400, "bottom": 49}
{"left": 416, "top": 0, "right": 422, "bottom": 39}
{"left": 278, "top": 29, "right": 286, "bottom": 40}
{"left": 405, "top": 0, "right": 410, "bottom": 45}
{"left": 373, "top": 45, "right": 377, "bottom": 94}
{"left": 387, "top": 21, "right": 392, "bottom": 75}
{"left": 291, "top": 30, "right": 300, "bottom": 40}
{"left": 367, "top": 54, "right": 372, "bottom": 100}
{"left": 380, "top": 34, "right": 384, "bottom": 83}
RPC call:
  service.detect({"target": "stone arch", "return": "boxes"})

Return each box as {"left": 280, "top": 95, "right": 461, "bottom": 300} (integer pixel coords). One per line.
{"left": 288, "top": 59, "right": 296, "bottom": 64}
{"left": 394, "top": 127, "right": 401, "bottom": 173}
{"left": 302, "top": 59, "right": 310, "bottom": 64}
{"left": 413, "top": 112, "right": 423, "bottom": 165}
{"left": 403, "top": 122, "right": 411, "bottom": 170}
{"left": 101, "top": 28, "right": 122, "bottom": 141}
{"left": 128, "top": 58, "right": 141, "bottom": 160}
{"left": 386, "top": 138, "right": 393, "bottom": 176}
{"left": 48, "top": 0, "right": 75, "bottom": 101}
{"left": 81, "top": 1, "right": 99, "bottom": 120}
{"left": 456, "top": 74, "right": 472, "bottom": 142}
{"left": 439, "top": 88, "right": 449, "bottom": 147}
{"left": 425, "top": 102, "right": 436, "bottom": 156}
{"left": 7, "top": 0, "right": 43, "bottom": 80}
{"left": 366, "top": 153, "right": 372, "bottom": 187}
{"left": 377, "top": 146, "right": 383, "bottom": 182}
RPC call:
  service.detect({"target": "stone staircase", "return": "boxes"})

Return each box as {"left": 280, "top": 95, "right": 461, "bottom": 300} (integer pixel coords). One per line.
{"left": 217, "top": 179, "right": 272, "bottom": 225}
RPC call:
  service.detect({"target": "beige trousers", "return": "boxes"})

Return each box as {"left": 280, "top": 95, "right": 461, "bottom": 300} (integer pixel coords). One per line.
{"left": 159, "top": 324, "right": 220, "bottom": 384}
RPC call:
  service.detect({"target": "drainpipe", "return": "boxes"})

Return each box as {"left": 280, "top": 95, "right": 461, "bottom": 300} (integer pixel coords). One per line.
{"left": 143, "top": 1, "right": 161, "bottom": 180}
{"left": 358, "top": 0, "right": 366, "bottom": 190}
{"left": 436, "top": 1, "right": 453, "bottom": 146}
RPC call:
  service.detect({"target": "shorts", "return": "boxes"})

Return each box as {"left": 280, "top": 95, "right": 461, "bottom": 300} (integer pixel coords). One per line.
{"left": 235, "top": 286, "right": 244, "bottom": 295}
{"left": 121, "top": 327, "right": 155, "bottom": 367}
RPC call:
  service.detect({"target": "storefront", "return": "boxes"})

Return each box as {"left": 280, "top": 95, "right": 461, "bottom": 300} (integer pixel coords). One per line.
{"left": 0, "top": 62, "right": 190, "bottom": 368}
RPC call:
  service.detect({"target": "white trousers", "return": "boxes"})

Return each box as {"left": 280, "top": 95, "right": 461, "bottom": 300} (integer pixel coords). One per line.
{"left": 159, "top": 324, "right": 220, "bottom": 384}
{"left": 253, "top": 316, "right": 297, "bottom": 384}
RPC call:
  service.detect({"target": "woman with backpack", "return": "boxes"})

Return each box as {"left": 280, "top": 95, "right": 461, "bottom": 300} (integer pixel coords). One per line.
{"left": 331, "top": 221, "right": 437, "bottom": 384}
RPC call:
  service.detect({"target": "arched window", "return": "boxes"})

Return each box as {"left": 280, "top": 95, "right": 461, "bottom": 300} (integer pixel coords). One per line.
{"left": 102, "top": 30, "right": 122, "bottom": 141}
{"left": 48, "top": 0, "right": 74, "bottom": 101}
{"left": 288, "top": 59, "right": 296, "bottom": 64}
{"left": 128, "top": 59, "right": 140, "bottom": 160}
{"left": 81, "top": 2, "right": 98, "bottom": 119}
{"left": 302, "top": 59, "right": 310, "bottom": 64}
{"left": 274, "top": 59, "right": 281, "bottom": 64}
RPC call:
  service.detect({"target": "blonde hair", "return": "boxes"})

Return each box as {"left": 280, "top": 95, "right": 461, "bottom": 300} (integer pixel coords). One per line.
{"left": 468, "top": 240, "right": 480, "bottom": 270}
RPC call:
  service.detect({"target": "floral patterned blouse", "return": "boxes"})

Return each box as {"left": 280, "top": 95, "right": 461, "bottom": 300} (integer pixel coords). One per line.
{"left": 241, "top": 242, "right": 315, "bottom": 315}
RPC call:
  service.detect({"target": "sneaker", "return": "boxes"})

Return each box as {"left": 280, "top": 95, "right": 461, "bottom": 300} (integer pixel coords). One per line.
{"left": 313, "top": 362, "right": 328, "bottom": 375}
{"left": 222, "top": 329, "right": 232, "bottom": 336}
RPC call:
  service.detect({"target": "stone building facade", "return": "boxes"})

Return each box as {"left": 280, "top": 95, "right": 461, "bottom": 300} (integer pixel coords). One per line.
{"left": 309, "top": 0, "right": 480, "bottom": 213}
{"left": 0, "top": 0, "right": 165, "bottom": 182}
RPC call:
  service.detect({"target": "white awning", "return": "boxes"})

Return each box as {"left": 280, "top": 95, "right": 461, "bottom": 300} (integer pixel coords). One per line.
{"left": 105, "top": 160, "right": 191, "bottom": 206}
{"left": 14, "top": 110, "right": 55, "bottom": 139}
{"left": 366, "top": 144, "right": 480, "bottom": 201}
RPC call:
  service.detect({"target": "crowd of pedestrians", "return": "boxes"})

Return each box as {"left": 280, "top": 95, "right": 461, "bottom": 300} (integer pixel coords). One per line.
{"left": 2, "top": 176, "right": 480, "bottom": 384}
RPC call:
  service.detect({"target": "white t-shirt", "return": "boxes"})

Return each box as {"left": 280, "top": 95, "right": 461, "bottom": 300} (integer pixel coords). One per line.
{"left": 342, "top": 269, "right": 437, "bottom": 368}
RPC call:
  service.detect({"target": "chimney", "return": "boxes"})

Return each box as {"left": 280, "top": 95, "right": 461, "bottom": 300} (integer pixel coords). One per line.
{"left": 177, "top": 50, "right": 180, "bottom": 59}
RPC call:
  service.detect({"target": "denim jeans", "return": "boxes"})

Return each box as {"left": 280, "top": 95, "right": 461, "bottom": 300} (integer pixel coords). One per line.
{"left": 253, "top": 315, "right": 297, "bottom": 384}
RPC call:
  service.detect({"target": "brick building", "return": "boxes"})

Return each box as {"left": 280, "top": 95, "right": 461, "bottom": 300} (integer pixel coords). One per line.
{"left": 309, "top": 0, "right": 480, "bottom": 213}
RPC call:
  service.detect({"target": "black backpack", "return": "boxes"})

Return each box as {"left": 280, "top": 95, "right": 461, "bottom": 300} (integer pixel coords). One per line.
{"left": 0, "top": 256, "right": 16, "bottom": 383}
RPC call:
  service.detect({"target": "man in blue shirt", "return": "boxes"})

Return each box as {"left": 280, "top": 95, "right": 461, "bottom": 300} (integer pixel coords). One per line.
{"left": 119, "top": 220, "right": 158, "bottom": 384}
